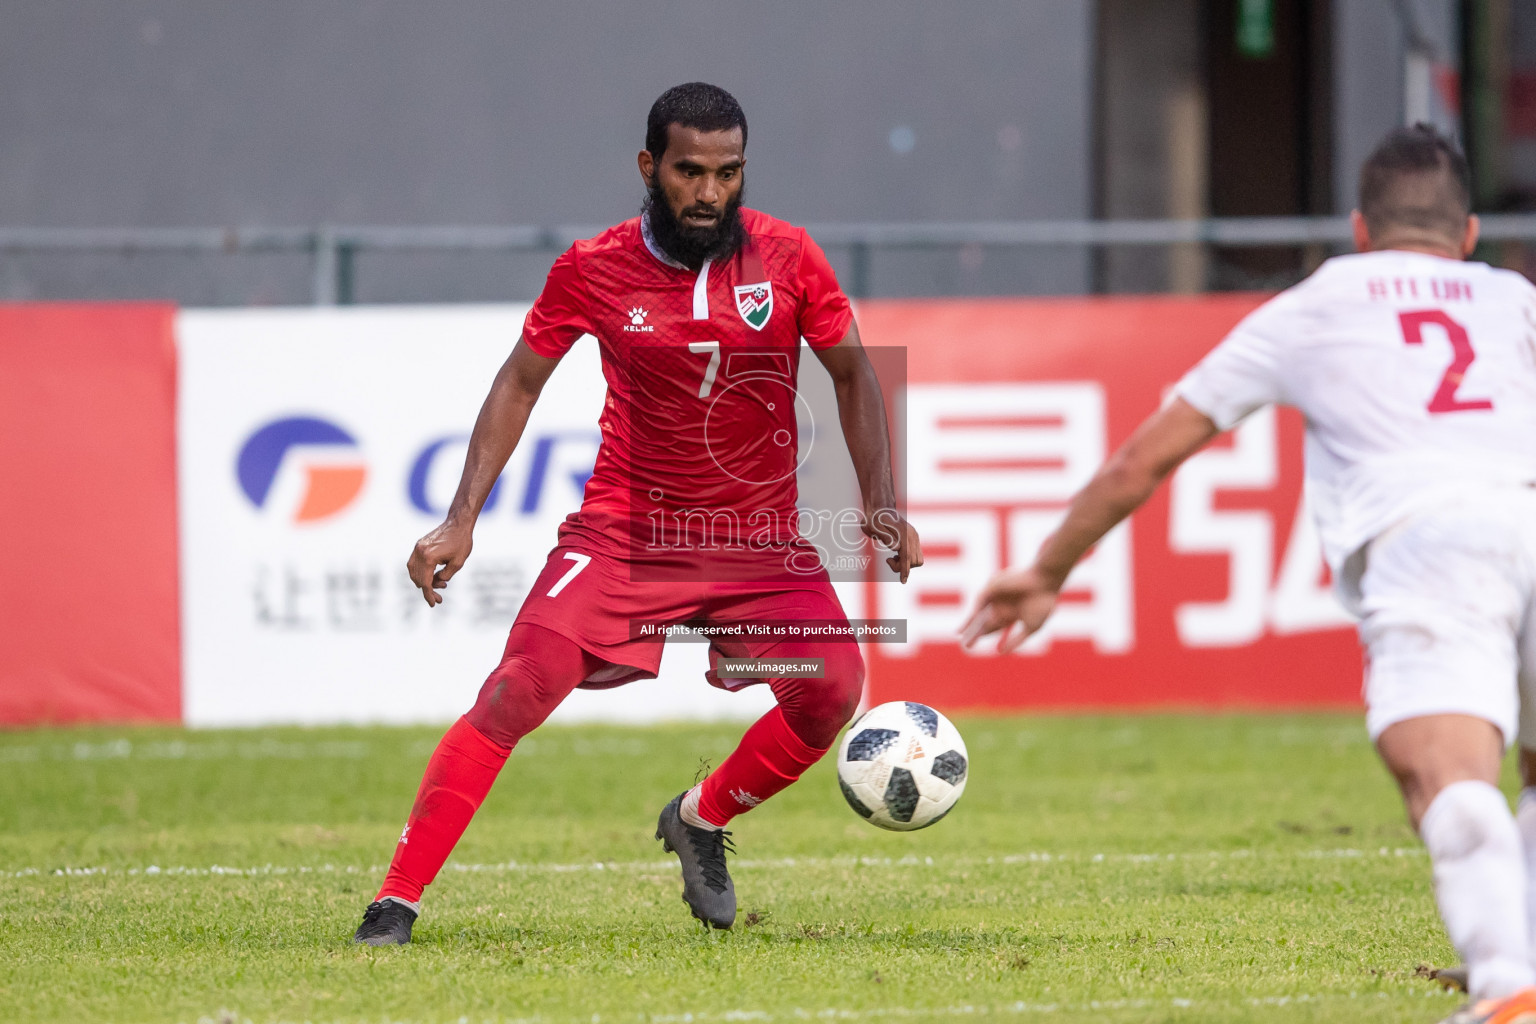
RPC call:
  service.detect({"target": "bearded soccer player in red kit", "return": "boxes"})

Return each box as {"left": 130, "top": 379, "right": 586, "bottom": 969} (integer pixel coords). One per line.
{"left": 352, "top": 82, "right": 922, "bottom": 944}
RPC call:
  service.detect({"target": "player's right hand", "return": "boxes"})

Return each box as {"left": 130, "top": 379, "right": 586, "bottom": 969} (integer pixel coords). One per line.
{"left": 958, "top": 565, "right": 1060, "bottom": 654}
{"left": 862, "top": 508, "right": 925, "bottom": 583}
{"left": 407, "top": 520, "right": 473, "bottom": 606}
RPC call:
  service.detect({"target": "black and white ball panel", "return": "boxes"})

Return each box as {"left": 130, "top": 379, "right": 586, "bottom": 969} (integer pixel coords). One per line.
{"left": 845, "top": 728, "right": 901, "bottom": 762}
{"left": 903, "top": 701, "right": 939, "bottom": 737}
{"left": 883, "top": 768, "right": 920, "bottom": 822}
{"left": 838, "top": 776, "right": 874, "bottom": 819}
{"left": 930, "top": 749, "right": 967, "bottom": 785}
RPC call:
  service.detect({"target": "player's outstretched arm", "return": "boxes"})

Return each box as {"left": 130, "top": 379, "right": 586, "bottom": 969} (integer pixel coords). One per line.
{"left": 407, "top": 339, "right": 563, "bottom": 606}
{"left": 813, "top": 321, "right": 924, "bottom": 583}
{"left": 960, "top": 397, "right": 1219, "bottom": 652}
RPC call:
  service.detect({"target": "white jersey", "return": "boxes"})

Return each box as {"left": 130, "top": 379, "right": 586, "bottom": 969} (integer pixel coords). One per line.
{"left": 1175, "top": 249, "right": 1536, "bottom": 609}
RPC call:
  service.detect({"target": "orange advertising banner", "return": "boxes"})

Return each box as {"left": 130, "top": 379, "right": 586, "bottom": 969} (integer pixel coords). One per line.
{"left": 0, "top": 305, "right": 181, "bottom": 724}
{"left": 857, "top": 296, "right": 1363, "bottom": 712}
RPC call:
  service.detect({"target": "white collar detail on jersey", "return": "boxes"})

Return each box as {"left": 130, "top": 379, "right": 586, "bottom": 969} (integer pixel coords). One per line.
{"left": 641, "top": 212, "right": 711, "bottom": 320}
{"left": 640, "top": 212, "right": 686, "bottom": 270}
{"left": 692, "top": 259, "right": 711, "bottom": 320}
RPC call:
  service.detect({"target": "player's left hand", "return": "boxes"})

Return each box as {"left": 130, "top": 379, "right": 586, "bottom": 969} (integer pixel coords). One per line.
{"left": 959, "top": 566, "right": 1060, "bottom": 653}
{"left": 862, "top": 508, "right": 924, "bottom": 583}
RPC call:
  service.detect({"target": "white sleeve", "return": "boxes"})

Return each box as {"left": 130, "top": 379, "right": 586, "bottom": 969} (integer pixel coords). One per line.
{"left": 1173, "top": 299, "right": 1291, "bottom": 431}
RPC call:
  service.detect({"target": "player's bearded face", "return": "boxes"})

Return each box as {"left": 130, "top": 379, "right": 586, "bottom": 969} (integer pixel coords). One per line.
{"left": 644, "top": 174, "right": 746, "bottom": 270}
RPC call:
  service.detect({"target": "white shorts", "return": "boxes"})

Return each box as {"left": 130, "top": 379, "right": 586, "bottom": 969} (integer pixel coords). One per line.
{"left": 1360, "top": 489, "right": 1536, "bottom": 747}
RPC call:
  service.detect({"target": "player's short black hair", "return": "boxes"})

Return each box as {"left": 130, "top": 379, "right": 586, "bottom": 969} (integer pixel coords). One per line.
{"left": 645, "top": 82, "right": 748, "bottom": 161}
{"left": 1358, "top": 123, "right": 1471, "bottom": 240}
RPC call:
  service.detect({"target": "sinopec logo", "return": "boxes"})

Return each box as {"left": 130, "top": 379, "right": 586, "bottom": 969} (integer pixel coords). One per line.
{"left": 237, "top": 416, "right": 367, "bottom": 522}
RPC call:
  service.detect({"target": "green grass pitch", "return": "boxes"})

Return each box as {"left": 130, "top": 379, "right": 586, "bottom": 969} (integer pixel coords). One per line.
{"left": 0, "top": 713, "right": 1497, "bottom": 1023}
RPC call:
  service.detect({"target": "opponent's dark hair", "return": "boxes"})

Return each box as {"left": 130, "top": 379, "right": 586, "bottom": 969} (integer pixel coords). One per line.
{"left": 645, "top": 82, "right": 747, "bottom": 160}
{"left": 1358, "top": 123, "right": 1471, "bottom": 240}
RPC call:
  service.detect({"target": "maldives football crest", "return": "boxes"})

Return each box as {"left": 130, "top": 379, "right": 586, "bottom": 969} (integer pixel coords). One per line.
{"left": 734, "top": 282, "right": 774, "bottom": 330}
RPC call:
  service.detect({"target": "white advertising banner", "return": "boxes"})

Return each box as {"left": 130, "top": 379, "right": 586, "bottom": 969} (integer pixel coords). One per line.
{"left": 178, "top": 305, "right": 795, "bottom": 727}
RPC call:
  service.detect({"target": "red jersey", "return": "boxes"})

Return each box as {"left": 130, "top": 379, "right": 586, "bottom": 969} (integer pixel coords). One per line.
{"left": 522, "top": 208, "right": 854, "bottom": 580}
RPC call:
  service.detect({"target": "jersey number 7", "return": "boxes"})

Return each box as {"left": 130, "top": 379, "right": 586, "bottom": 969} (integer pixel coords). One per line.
{"left": 1398, "top": 309, "right": 1495, "bottom": 414}
{"left": 688, "top": 341, "right": 721, "bottom": 398}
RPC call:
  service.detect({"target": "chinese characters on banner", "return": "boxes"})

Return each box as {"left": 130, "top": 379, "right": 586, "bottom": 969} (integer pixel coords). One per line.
{"left": 886, "top": 383, "right": 1133, "bottom": 657}
{"left": 251, "top": 560, "right": 529, "bottom": 633}
{"left": 858, "top": 296, "right": 1361, "bottom": 712}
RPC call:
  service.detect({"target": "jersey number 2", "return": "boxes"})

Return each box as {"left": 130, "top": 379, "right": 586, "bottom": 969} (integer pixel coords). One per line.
{"left": 1398, "top": 310, "right": 1495, "bottom": 413}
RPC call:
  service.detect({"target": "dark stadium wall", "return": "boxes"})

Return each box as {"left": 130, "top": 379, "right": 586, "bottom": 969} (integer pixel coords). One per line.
{"left": 0, "top": 2, "right": 1094, "bottom": 304}
{"left": 1093, "top": 0, "right": 1461, "bottom": 295}
{"left": 1332, "top": 0, "right": 1461, "bottom": 216}
{"left": 1201, "top": 0, "right": 1334, "bottom": 290}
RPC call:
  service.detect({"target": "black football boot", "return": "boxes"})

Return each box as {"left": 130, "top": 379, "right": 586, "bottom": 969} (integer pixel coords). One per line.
{"left": 352, "top": 898, "right": 418, "bottom": 946}
{"left": 655, "top": 792, "right": 736, "bottom": 929}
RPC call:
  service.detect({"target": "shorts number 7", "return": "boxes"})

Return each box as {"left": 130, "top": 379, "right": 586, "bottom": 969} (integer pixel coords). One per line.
{"left": 546, "top": 552, "right": 592, "bottom": 597}
{"left": 1398, "top": 310, "right": 1495, "bottom": 414}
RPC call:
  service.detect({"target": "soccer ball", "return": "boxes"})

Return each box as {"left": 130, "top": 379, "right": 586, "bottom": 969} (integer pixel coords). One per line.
{"left": 835, "top": 701, "right": 968, "bottom": 831}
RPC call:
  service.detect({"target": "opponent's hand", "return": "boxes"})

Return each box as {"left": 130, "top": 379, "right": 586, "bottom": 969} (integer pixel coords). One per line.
{"left": 407, "top": 520, "right": 473, "bottom": 606}
{"left": 959, "top": 566, "right": 1060, "bottom": 653}
{"left": 862, "top": 508, "right": 924, "bottom": 583}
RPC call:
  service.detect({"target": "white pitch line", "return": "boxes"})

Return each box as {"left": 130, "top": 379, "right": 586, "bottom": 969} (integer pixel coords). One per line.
{"left": 182, "top": 989, "right": 1455, "bottom": 1024}
{"left": 0, "top": 846, "right": 1425, "bottom": 881}
{"left": 0, "top": 734, "right": 660, "bottom": 764}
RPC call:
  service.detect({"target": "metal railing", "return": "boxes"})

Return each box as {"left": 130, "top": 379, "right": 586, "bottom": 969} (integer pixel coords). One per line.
{"left": 5, "top": 215, "right": 1536, "bottom": 304}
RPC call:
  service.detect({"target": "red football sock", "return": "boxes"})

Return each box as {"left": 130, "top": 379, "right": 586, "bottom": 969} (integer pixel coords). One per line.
{"left": 696, "top": 705, "right": 828, "bottom": 827}
{"left": 377, "top": 716, "right": 510, "bottom": 903}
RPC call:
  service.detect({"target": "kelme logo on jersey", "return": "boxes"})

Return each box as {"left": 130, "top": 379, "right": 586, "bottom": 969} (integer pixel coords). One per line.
{"left": 623, "top": 307, "right": 654, "bottom": 333}
{"left": 236, "top": 415, "right": 367, "bottom": 523}
{"left": 734, "top": 282, "right": 773, "bottom": 331}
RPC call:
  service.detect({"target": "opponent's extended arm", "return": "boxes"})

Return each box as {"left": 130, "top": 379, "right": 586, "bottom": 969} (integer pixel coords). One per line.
{"left": 960, "top": 396, "right": 1219, "bottom": 651}
{"left": 813, "top": 321, "right": 924, "bottom": 582}
{"left": 407, "top": 340, "right": 563, "bottom": 605}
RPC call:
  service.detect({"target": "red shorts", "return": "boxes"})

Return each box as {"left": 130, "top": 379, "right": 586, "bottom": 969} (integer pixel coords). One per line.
{"left": 513, "top": 543, "right": 853, "bottom": 690}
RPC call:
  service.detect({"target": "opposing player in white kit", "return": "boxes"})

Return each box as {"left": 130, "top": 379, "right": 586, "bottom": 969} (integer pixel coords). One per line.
{"left": 962, "top": 125, "right": 1536, "bottom": 1024}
